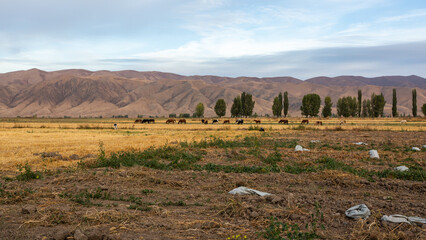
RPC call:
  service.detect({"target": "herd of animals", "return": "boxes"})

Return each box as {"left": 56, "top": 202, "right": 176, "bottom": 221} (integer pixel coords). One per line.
{"left": 133, "top": 118, "right": 363, "bottom": 125}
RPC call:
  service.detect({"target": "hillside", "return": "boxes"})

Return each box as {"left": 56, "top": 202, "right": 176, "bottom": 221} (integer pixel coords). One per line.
{"left": 0, "top": 69, "right": 425, "bottom": 117}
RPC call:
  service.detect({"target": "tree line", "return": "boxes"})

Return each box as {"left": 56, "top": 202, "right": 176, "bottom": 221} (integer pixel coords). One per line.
{"left": 188, "top": 88, "right": 424, "bottom": 118}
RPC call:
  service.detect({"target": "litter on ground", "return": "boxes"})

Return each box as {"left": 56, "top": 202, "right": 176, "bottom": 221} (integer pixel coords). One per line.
{"left": 369, "top": 150, "right": 379, "bottom": 159}
{"left": 395, "top": 166, "right": 409, "bottom": 172}
{"left": 381, "top": 215, "right": 426, "bottom": 225}
{"left": 310, "top": 140, "right": 320, "bottom": 143}
{"left": 345, "top": 204, "right": 371, "bottom": 219}
{"left": 295, "top": 145, "right": 310, "bottom": 152}
{"left": 228, "top": 186, "right": 272, "bottom": 196}
{"left": 354, "top": 142, "right": 368, "bottom": 145}
{"left": 412, "top": 147, "right": 421, "bottom": 151}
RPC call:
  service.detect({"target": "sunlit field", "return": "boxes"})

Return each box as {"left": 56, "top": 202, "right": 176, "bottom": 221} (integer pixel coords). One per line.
{"left": 0, "top": 117, "right": 424, "bottom": 170}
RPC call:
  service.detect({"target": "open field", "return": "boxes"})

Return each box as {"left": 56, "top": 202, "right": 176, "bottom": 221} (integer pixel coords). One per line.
{"left": 0, "top": 117, "right": 425, "bottom": 239}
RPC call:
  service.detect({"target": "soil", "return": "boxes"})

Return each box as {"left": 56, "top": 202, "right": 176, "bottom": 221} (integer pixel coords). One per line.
{"left": 1, "top": 130, "right": 425, "bottom": 239}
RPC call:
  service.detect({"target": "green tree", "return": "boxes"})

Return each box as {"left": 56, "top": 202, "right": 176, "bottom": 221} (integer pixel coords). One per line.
{"left": 357, "top": 90, "right": 362, "bottom": 117}
{"left": 214, "top": 99, "right": 227, "bottom": 117}
{"left": 422, "top": 103, "right": 426, "bottom": 116}
{"left": 283, "top": 91, "right": 289, "bottom": 117}
{"left": 194, "top": 102, "right": 204, "bottom": 118}
{"left": 272, "top": 96, "right": 282, "bottom": 117}
{"left": 231, "top": 96, "right": 242, "bottom": 117}
{"left": 362, "top": 99, "right": 370, "bottom": 117}
{"left": 241, "top": 92, "right": 255, "bottom": 117}
{"left": 278, "top": 93, "right": 283, "bottom": 117}
{"left": 412, "top": 89, "right": 417, "bottom": 117}
{"left": 371, "top": 93, "right": 386, "bottom": 117}
{"left": 322, "top": 96, "right": 332, "bottom": 117}
{"left": 300, "top": 93, "right": 321, "bottom": 117}
{"left": 337, "top": 96, "right": 357, "bottom": 117}
{"left": 392, "top": 88, "right": 397, "bottom": 117}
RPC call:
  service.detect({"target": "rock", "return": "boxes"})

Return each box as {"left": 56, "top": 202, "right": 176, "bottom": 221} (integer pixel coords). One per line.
{"left": 74, "top": 229, "right": 88, "bottom": 240}
{"left": 21, "top": 205, "right": 37, "bottom": 214}
{"left": 369, "top": 150, "right": 379, "bottom": 159}
{"left": 395, "top": 166, "right": 409, "bottom": 172}
{"left": 53, "top": 229, "right": 72, "bottom": 240}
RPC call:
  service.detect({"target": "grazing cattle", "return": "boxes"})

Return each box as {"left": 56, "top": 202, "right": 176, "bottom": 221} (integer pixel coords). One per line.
{"left": 223, "top": 120, "right": 230, "bottom": 124}
{"left": 301, "top": 119, "right": 309, "bottom": 124}
{"left": 178, "top": 119, "right": 186, "bottom": 124}
{"left": 400, "top": 120, "right": 407, "bottom": 124}
{"left": 201, "top": 119, "right": 206, "bottom": 124}
{"left": 141, "top": 119, "right": 155, "bottom": 124}
{"left": 278, "top": 119, "right": 289, "bottom": 124}
{"left": 134, "top": 119, "right": 142, "bottom": 123}
{"left": 316, "top": 121, "right": 323, "bottom": 125}
{"left": 254, "top": 120, "right": 261, "bottom": 124}
{"left": 148, "top": 119, "right": 155, "bottom": 124}
{"left": 166, "top": 119, "right": 176, "bottom": 124}
{"left": 212, "top": 119, "right": 219, "bottom": 124}
{"left": 236, "top": 119, "right": 244, "bottom": 125}
{"left": 113, "top": 123, "right": 118, "bottom": 130}
{"left": 259, "top": 127, "right": 265, "bottom": 132}
{"left": 339, "top": 120, "right": 346, "bottom": 125}
{"left": 204, "top": 120, "right": 209, "bottom": 124}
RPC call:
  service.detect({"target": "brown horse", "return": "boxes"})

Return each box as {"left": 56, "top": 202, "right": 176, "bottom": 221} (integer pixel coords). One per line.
{"left": 178, "top": 119, "right": 186, "bottom": 124}
{"left": 301, "top": 119, "right": 309, "bottom": 124}
{"left": 166, "top": 119, "right": 176, "bottom": 124}
{"left": 316, "top": 121, "right": 322, "bottom": 125}
{"left": 134, "top": 119, "right": 142, "bottom": 123}
{"left": 223, "top": 120, "right": 230, "bottom": 124}
{"left": 254, "top": 120, "right": 261, "bottom": 124}
{"left": 278, "top": 119, "right": 289, "bottom": 124}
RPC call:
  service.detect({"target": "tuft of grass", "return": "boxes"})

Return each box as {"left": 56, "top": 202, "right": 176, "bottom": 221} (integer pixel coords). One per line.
{"left": 16, "top": 164, "right": 43, "bottom": 181}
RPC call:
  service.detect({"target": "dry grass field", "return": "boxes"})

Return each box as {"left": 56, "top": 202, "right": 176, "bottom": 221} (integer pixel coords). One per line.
{"left": 0, "top": 117, "right": 425, "bottom": 239}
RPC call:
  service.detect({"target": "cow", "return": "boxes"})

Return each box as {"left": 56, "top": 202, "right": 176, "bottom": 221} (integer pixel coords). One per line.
{"left": 166, "top": 119, "right": 176, "bottom": 124}
{"left": 113, "top": 123, "right": 118, "bottom": 130}
{"left": 212, "top": 119, "right": 219, "bottom": 124}
{"left": 316, "top": 121, "right": 323, "bottom": 125}
{"left": 178, "top": 119, "right": 186, "bottom": 124}
{"left": 301, "top": 119, "right": 309, "bottom": 124}
{"left": 400, "top": 120, "right": 407, "bottom": 124}
{"left": 148, "top": 119, "right": 155, "bottom": 124}
{"left": 259, "top": 127, "right": 265, "bottom": 132}
{"left": 339, "top": 120, "right": 346, "bottom": 125}
{"left": 254, "top": 120, "right": 261, "bottom": 124}
{"left": 204, "top": 120, "right": 209, "bottom": 124}
{"left": 201, "top": 119, "right": 206, "bottom": 124}
{"left": 236, "top": 119, "right": 244, "bottom": 124}
{"left": 142, "top": 119, "right": 154, "bottom": 124}
{"left": 278, "top": 119, "right": 289, "bottom": 124}
{"left": 223, "top": 120, "right": 230, "bottom": 124}
{"left": 134, "top": 119, "right": 142, "bottom": 123}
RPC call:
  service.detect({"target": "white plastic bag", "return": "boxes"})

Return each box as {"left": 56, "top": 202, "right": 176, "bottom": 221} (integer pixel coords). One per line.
{"left": 394, "top": 166, "right": 409, "bottom": 172}
{"left": 369, "top": 150, "right": 379, "bottom": 159}
{"left": 412, "top": 147, "right": 421, "bottom": 151}
{"left": 381, "top": 215, "right": 426, "bottom": 225}
{"left": 295, "top": 145, "right": 310, "bottom": 152}
{"left": 354, "top": 142, "right": 368, "bottom": 145}
{"left": 345, "top": 204, "right": 371, "bottom": 219}
{"left": 228, "top": 186, "right": 272, "bottom": 196}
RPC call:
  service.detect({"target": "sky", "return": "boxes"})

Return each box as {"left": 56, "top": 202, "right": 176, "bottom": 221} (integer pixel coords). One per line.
{"left": 1, "top": 0, "right": 426, "bottom": 79}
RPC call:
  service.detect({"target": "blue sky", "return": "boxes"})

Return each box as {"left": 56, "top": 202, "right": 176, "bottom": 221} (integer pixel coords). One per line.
{"left": 1, "top": 0, "right": 426, "bottom": 78}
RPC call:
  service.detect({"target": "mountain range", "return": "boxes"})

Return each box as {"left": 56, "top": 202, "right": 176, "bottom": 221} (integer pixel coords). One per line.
{"left": 0, "top": 69, "right": 425, "bottom": 117}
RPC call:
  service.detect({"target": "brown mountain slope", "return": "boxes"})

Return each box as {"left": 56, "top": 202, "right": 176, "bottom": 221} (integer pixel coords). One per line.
{"left": 0, "top": 69, "right": 425, "bottom": 117}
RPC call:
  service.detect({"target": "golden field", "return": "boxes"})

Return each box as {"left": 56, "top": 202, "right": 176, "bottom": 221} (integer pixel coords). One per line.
{"left": 0, "top": 117, "right": 424, "bottom": 170}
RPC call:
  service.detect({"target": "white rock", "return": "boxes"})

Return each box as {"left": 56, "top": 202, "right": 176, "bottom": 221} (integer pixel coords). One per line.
{"left": 395, "top": 166, "right": 409, "bottom": 172}
{"left": 412, "top": 147, "right": 421, "bottom": 151}
{"left": 228, "top": 186, "right": 272, "bottom": 196}
{"left": 345, "top": 204, "right": 371, "bottom": 219}
{"left": 369, "top": 150, "right": 379, "bottom": 159}
{"left": 295, "top": 145, "right": 310, "bottom": 152}
{"left": 354, "top": 142, "right": 368, "bottom": 145}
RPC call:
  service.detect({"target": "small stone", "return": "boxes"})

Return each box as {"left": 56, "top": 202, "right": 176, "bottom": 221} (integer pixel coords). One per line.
{"left": 74, "top": 229, "right": 88, "bottom": 240}
{"left": 21, "top": 205, "right": 37, "bottom": 214}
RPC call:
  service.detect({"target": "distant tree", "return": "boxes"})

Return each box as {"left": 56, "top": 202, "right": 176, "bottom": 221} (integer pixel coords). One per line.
{"left": 242, "top": 92, "right": 255, "bottom": 117}
{"left": 194, "top": 103, "right": 204, "bottom": 118}
{"left": 169, "top": 113, "right": 177, "bottom": 118}
{"left": 214, "top": 99, "right": 227, "bottom": 117}
{"left": 392, "top": 88, "right": 398, "bottom": 117}
{"left": 357, "top": 90, "right": 362, "bottom": 117}
{"left": 422, "top": 103, "right": 426, "bottom": 116}
{"left": 337, "top": 96, "right": 357, "bottom": 117}
{"left": 231, "top": 96, "right": 242, "bottom": 117}
{"left": 371, "top": 93, "right": 386, "bottom": 117}
{"left": 278, "top": 93, "right": 283, "bottom": 117}
{"left": 300, "top": 93, "right": 321, "bottom": 117}
{"left": 412, "top": 89, "right": 417, "bottom": 117}
{"left": 272, "top": 96, "right": 282, "bottom": 117}
{"left": 322, "top": 96, "right": 332, "bottom": 117}
{"left": 362, "top": 99, "right": 370, "bottom": 117}
{"left": 179, "top": 113, "right": 190, "bottom": 118}
{"left": 283, "top": 91, "right": 289, "bottom": 117}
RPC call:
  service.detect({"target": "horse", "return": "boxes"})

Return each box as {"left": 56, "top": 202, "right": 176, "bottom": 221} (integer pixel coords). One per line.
{"left": 301, "top": 119, "right": 309, "bottom": 124}
{"left": 166, "top": 119, "right": 176, "bottom": 124}
{"left": 236, "top": 119, "right": 244, "bottom": 124}
{"left": 254, "top": 120, "right": 261, "bottom": 124}
{"left": 148, "top": 119, "right": 155, "bottom": 124}
{"left": 278, "top": 119, "right": 289, "bottom": 124}
{"left": 204, "top": 120, "right": 209, "bottom": 124}
{"left": 178, "top": 119, "right": 186, "bottom": 124}
{"left": 316, "top": 121, "right": 322, "bottom": 125}
{"left": 212, "top": 119, "right": 219, "bottom": 124}
{"left": 223, "top": 120, "right": 230, "bottom": 124}
{"left": 134, "top": 119, "right": 142, "bottom": 123}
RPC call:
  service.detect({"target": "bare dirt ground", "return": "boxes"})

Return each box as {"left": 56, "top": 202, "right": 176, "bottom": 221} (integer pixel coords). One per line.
{"left": 0, "top": 120, "right": 425, "bottom": 239}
